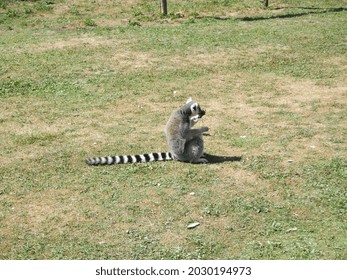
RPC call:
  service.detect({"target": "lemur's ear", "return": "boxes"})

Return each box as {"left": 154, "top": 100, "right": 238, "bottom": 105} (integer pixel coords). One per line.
{"left": 186, "top": 97, "right": 193, "bottom": 104}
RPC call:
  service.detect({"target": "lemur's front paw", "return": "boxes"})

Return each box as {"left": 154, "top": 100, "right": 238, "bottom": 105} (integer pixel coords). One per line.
{"left": 191, "top": 115, "right": 200, "bottom": 123}
{"left": 201, "top": 126, "right": 209, "bottom": 132}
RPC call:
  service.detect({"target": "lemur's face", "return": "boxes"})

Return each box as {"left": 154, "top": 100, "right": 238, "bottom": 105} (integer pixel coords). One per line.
{"left": 191, "top": 102, "right": 206, "bottom": 118}
{"left": 186, "top": 98, "right": 206, "bottom": 119}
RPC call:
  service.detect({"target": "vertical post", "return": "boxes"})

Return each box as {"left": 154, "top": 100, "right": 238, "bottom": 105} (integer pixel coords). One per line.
{"left": 161, "top": 0, "right": 168, "bottom": 16}
{"left": 263, "top": 0, "right": 269, "bottom": 7}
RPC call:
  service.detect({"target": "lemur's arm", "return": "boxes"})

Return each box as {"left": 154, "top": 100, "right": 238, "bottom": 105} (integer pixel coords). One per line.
{"left": 171, "top": 126, "right": 208, "bottom": 154}
{"left": 184, "top": 127, "right": 209, "bottom": 142}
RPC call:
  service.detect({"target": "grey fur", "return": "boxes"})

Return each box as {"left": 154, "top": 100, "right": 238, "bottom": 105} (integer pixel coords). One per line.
{"left": 165, "top": 98, "right": 209, "bottom": 163}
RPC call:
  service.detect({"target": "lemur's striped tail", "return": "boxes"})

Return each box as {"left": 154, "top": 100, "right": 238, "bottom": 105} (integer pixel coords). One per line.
{"left": 86, "top": 152, "right": 173, "bottom": 166}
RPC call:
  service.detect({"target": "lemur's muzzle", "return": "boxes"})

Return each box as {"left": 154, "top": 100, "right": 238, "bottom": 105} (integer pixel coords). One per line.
{"left": 199, "top": 110, "right": 206, "bottom": 118}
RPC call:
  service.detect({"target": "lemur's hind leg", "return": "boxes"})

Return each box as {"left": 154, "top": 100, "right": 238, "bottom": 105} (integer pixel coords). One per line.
{"left": 186, "top": 136, "right": 208, "bottom": 164}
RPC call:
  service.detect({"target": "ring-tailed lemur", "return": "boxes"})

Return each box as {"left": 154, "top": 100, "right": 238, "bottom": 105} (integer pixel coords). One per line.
{"left": 86, "top": 98, "right": 209, "bottom": 165}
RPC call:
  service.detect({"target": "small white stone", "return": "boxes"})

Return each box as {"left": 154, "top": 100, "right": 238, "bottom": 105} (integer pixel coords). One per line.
{"left": 187, "top": 222, "right": 200, "bottom": 229}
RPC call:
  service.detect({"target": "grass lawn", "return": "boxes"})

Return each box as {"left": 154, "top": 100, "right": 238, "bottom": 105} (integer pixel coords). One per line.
{"left": 0, "top": 0, "right": 346, "bottom": 259}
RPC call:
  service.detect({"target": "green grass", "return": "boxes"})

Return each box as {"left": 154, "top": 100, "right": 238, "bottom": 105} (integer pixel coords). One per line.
{"left": 0, "top": 0, "right": 346, "bottom": 259}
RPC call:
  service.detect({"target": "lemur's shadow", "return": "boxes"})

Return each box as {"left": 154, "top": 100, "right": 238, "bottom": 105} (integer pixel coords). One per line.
{"left": 204, "top": 153, "right": 242, "bottom": 164}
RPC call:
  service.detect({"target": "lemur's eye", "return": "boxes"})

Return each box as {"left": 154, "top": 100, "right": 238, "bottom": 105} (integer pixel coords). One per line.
{"left": 192, "top": 104, "right": 197, "bottom": 111}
